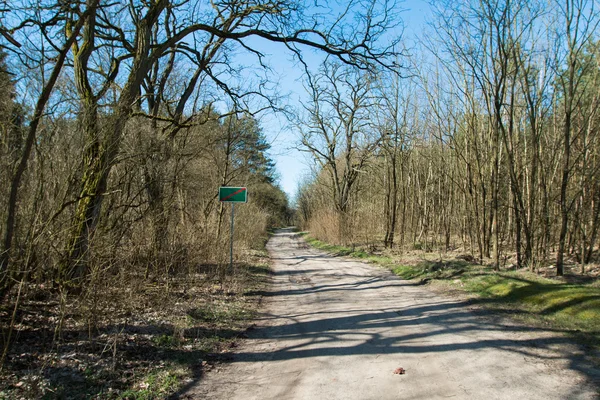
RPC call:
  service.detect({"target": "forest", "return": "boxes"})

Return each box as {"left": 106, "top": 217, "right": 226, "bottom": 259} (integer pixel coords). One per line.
{"left": 297, "top": 0, "right": 600, "bottom": 277}
{"left": 0, "top": 0, "right": 598, "bottom": 397}
{"left": 0, "top": 0, "right": 396, "bottom": 396}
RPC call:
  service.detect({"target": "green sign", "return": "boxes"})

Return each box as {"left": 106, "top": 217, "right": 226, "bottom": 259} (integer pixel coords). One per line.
{"left": 219, "top": 187, "right": 248, "bottom": 203}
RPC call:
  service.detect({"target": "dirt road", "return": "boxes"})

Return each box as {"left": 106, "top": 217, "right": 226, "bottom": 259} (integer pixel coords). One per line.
{"left": 191, "top": 229, "right": 598, "bottom": 399}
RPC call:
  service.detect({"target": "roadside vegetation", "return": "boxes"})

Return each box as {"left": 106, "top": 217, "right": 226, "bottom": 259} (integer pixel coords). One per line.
{"left": 0, "top": 250, "right": 271, "bottom": 399}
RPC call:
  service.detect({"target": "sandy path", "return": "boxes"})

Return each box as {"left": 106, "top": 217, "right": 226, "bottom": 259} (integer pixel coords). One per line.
{"left": 189, "top": 228, "right": 598, "bottom": 399}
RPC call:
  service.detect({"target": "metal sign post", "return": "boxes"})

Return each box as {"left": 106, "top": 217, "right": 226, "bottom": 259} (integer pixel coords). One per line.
{"left": 230, "top": 203, "right": 235, "bottom": 270}
{"left": 219, "top": 187, "right": 248, "bottom": 271}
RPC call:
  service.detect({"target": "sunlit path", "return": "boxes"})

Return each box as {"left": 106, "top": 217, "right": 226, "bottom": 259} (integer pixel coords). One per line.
{"left": 190, "top": 229, "right": 598, "bottom": 399}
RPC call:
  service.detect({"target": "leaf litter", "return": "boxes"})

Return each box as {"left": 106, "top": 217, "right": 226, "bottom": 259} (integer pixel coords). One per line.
{"left": 0, "top": 254, "right": 270, "bottom": 399}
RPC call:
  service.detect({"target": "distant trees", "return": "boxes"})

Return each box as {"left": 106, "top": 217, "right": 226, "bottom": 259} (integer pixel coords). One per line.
{"left": 553, "top": 0, "right": 600, "bottom": 275}
{"left": 299, "top": 62, "right": 384, "bottom": 243}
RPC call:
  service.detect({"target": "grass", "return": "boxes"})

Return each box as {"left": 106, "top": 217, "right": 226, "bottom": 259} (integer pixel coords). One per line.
{"left": 461, "top": 273, "right": 600, "bottom": 335}
{"left": 187, "top": 300, "right": 254, "bottom": 325}
{"left": 304, "top": 236, "right": 393, "bottom": 265}
{"left": 303, "top": 234, "right": 600, "bottom": 348}
{"left": 392, "top": 260, "right": 469, "bottom": 280}
{"left": 393, "top": 262, "right": 600, "bottom": 337}
{"left": 119, "top": 368, "right": 185, "bottom": 400}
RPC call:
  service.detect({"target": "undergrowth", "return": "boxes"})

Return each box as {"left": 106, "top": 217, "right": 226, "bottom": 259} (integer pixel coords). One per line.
{"left": 0, "top": 251, "right": 271, "bottom": 399}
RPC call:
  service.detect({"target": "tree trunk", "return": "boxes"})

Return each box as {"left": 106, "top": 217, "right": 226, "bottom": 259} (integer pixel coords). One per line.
{"left": 0, "top": 12, "right": 91, "bottom": 297}
{"left": 61, "top": 147, "right": 109, "bottom": 283}
{"left": 557, "top": 103, "right": 573, "bottom": 276}
{"left": 384, "top": 150, "right": 399, "bottom": 248}
{"left": 586, "top": 191, "right": 600, "bottom": 263}
{"left": 389, "top": 157, "right": 398, "bottom": 248}
{"left": 338, "top": 209, "right": 348, "bottom": 245}
{"left": 61, "top": 7, "right": 162, "bottom": 284}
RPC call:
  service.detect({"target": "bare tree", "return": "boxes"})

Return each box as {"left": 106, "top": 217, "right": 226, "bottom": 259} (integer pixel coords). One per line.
{"left": 554, "top": 0, "right": 599, "bottom": 275}
{"left": 300, "top": 61, "right": 384, "bottom": 243}
{"left": 375, "top": 68, "right": 413, "bottom": 248}
{"left": 0, "top": 0, "right": 98, "bottom": 298}
{"left": 55, "top": 0, "right": 401, "bottom": 285}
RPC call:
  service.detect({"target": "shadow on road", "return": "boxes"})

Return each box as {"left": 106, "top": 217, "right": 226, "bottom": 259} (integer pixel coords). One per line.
{"left": 176, "top": 229, "right": 600, "bottom": 399}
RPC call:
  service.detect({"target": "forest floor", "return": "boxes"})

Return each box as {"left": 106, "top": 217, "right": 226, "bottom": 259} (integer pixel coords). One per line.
{"left": 191, "top": 228, "right": 599, "bottom": 399}
{"left": 0, "top": 250, "right": 271, "bottom": 399}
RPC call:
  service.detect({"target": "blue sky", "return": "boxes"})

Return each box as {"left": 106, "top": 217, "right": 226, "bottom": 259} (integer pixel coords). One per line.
{"left": 258, "top": 0, "right": 431, "bottom": 201}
